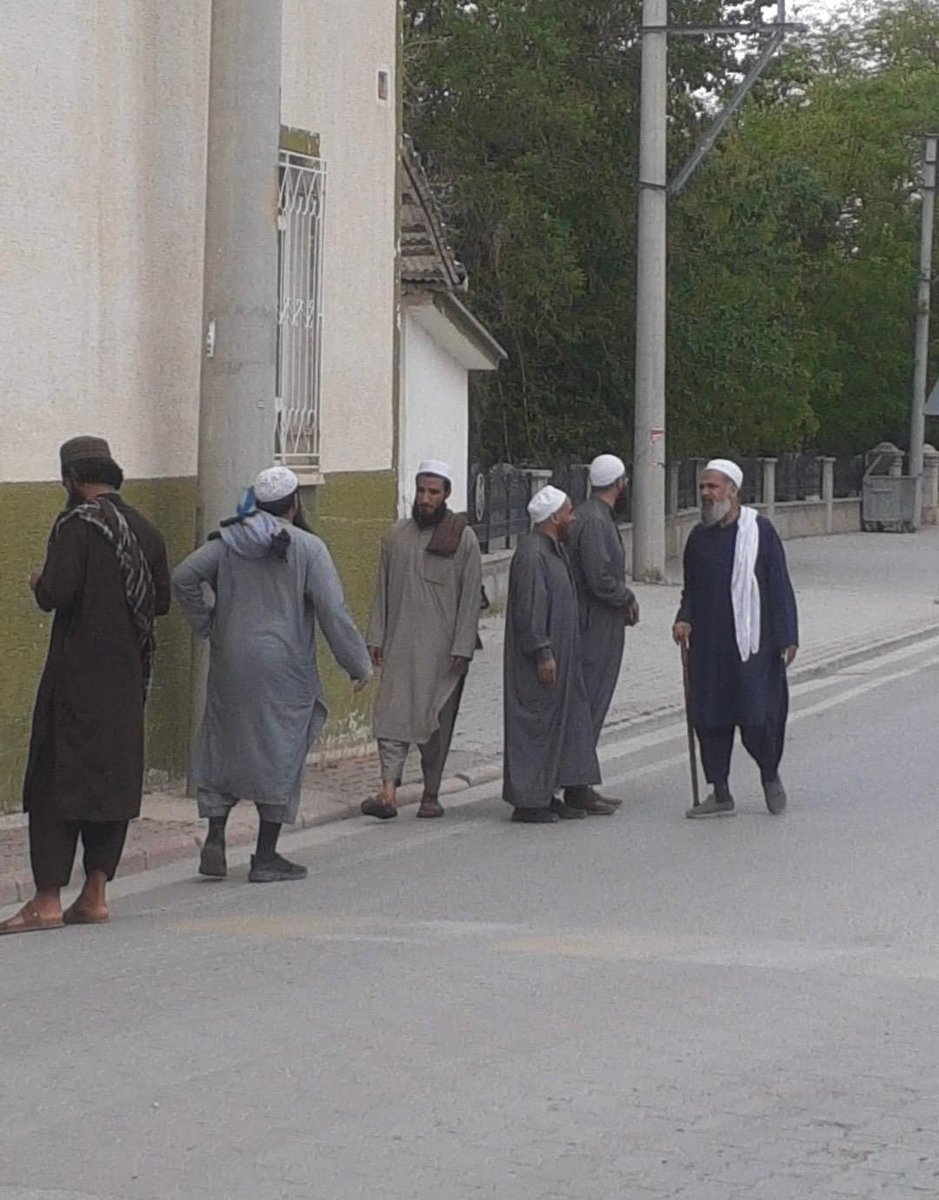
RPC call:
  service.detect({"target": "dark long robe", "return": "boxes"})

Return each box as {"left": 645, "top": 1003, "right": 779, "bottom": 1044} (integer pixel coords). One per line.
{"left": 23, "top": 495, "right": 171, "bottom": 823}
{"left": 502, "top": 531, "right": 600, "bottom": 808}
{"left": 677, "top": 514, "right": 798, "bottom": 731}
{"left": 568, "top": 496, "right": 636, "bottom": 742}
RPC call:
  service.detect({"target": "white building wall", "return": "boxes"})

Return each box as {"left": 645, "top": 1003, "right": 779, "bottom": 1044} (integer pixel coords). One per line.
{"left": 400, "top": 313, "right": 469, "bottom": 516}
{"left": 0, "top": 0, "right": 210, "bottom": 483}
{"left": 282, "top": 0, "right": 398, "bottom": 478}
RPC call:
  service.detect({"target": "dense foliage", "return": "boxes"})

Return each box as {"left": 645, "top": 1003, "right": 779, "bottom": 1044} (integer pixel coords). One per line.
{"left": 403, "top": 0, "right": 939, "bottom": 463}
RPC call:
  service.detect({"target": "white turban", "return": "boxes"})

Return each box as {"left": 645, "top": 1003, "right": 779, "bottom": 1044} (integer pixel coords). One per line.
{"left": 416, "top": 459, "right": 453, "bottom": 483}
{"left": 254, "top": 465, "right": 300, "bottom": 504}
{"left": 589, "top": 454, "right": 627, "bottom": 489}
{"left": 527, "top": 485, "right": 568, "bottom": 524}
{"left": 704, "top": 458, "right": 743, "bottom": 490}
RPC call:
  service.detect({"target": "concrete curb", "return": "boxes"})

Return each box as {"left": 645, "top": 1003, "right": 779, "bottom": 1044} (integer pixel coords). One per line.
{"left": 3, "top": 617, "right": 938, "bottom": 906}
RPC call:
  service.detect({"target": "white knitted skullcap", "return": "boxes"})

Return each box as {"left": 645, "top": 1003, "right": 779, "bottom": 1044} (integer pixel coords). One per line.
{"left": 254, "top": 465, "right": 300, "bottom": 504}
{"left": 527, "top": 485, "right": 568, "bottom": 524}
{"left": 704, "top": 459, "right": 743, "bottom": 489}
{"left": 589, "top": 454, "right": 627, "bottom": 488}
{"left": 416, "top": 459, "right": 453, "bottom": 483}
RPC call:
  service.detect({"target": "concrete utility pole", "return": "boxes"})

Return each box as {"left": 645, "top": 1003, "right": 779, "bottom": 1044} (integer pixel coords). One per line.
{"left": 632, "top": 0, "right": 669, "bottom": 581}
{"left": 631, "top": 0, "right": 805, "bottom": 580}
{"left": 909, "top": 134, "right": 938, "bottom": 529}
{"left": 197, "top": 0, "right": 283, "bottom": 541}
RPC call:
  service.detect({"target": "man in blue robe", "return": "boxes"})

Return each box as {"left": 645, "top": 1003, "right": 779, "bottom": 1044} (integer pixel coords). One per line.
{"left": 672, "top": 459, "right": 798, "bottom": 818}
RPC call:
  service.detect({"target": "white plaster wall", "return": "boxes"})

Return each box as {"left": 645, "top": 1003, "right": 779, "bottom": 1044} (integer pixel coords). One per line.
{"left": 282, "top": 0, "right": 398, "bottom": 478}
{"left": 0, "top": 0, "right": 210, "bottom": 483}
{"left": 400, "top": 312, "right": 469, "bottom": 516}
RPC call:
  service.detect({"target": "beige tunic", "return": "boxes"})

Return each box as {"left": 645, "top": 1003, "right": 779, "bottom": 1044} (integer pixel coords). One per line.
{"left": 368, "top": 518, "right": 482, "bottom": 744}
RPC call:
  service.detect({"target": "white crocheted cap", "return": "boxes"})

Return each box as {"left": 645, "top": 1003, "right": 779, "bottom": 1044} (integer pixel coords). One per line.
{"left": 254, "top": 465, "right": 300, "bottom": 503}
{"left": 589, "top": 454, "right": 627, "bottom": 488}
{"left": 704, "top": 458, "right": 743, "bottom": 489}
{"left": 416, "top": 459, "right": 453, "bottom": 483}
{"left": 527, "top": 485, "right": 568, "bottom": 524}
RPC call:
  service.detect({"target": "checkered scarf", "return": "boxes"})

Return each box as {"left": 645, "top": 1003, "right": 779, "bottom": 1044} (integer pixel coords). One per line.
{"left": 55, "top": 496, "right": 156, "bottom": 698}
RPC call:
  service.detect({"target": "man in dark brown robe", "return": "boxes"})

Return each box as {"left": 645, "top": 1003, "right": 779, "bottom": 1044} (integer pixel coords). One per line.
{"left": 0, "top": 437, "right": 170, "bottom": 935}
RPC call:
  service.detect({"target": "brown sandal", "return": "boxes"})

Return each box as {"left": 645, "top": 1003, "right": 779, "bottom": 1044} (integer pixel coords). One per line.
{"left": 63, "top": 902, "right": 110, "bottom": 926}
{"left": 361, "top": 797, "right": 398, "bottom": 820}
{"left": 416, "top": 798, "right": 444, "bottom": 818}
{"left": 0, "top": 903, "right": 65, "bottom": 936}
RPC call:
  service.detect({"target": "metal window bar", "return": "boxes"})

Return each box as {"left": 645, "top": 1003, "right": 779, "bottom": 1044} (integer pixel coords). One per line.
{"left": 275, "top": 150, "right": 326, "bottom": 472}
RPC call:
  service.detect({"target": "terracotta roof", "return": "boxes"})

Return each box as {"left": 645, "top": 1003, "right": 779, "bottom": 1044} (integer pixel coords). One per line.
{"left": 400, "top": 135, "right": 467, "bottom": 293}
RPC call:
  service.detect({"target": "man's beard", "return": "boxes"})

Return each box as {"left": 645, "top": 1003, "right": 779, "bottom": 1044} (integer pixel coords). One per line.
{"left": 412, "top": 501, "right": 448, "bottom": 530}
{"left": 613, "top": 490, "right": 630, "bottom": 518}
{"left": 292, "top": 504, "right": 312, "bottom": 533}
{"left": 700, "top": 498, "right": 732, "bottom": 527}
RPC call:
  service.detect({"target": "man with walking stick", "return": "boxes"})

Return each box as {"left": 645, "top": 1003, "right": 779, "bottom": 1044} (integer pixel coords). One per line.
{"left": 672, "top": 460, "right": 798, "bottom": 818}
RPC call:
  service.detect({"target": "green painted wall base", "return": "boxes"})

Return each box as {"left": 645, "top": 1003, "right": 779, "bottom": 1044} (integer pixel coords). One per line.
{"left": 0, "top": 470, "right": 395, "bottom": 814}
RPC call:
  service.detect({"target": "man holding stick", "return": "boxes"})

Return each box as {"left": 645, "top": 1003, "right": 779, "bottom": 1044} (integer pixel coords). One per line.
{"left": 673, "top": 459, "right": 798, "bottom": 818}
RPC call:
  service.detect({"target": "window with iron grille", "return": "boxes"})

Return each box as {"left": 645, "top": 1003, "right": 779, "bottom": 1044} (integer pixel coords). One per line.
{"left": 275, "top": 149, "right": 326, "bottom": 474}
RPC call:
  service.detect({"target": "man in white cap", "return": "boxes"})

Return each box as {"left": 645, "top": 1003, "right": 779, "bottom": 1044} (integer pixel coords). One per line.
{"left": 503, "top": 486, "right": 600, "bottom": 823}
{"left": 173, "top": 466, "right": 372, "bottom": 881}
{"left": 362, "top": 460, "right": 482, "bottom": 820}
{"left": 673, "top": 459, "right": 798, "bottom": 818}
{"left": 565, "top": 453, "right": 639, "bottom": 814}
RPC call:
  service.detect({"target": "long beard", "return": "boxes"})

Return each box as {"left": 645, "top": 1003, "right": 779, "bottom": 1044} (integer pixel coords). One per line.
{"left": 292, "top": 505, "right": 312, "bottom": 533}
{"left": 700, "top": 498, "right": 732, "bottom": 527}
{"left": 412, "top": 501, "right": 448, "bottom": 530}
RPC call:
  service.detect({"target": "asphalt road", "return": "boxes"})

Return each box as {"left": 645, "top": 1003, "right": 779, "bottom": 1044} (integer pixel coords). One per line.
{"left": 4, "top": 638, "right": 939, "bottom": 1200}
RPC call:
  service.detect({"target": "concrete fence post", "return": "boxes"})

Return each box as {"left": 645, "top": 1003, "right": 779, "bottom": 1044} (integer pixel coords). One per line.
{"left": 922, "top": 445, "right": 939, "bottom": 524}
{"left": 820, "top": 456, "right": 836, "bottom": 533}
{"left": 760, "top": 458, "right": 777, "bottom": 519}
{"left": 666, "top": 460, "right": 680, "bottom": 516}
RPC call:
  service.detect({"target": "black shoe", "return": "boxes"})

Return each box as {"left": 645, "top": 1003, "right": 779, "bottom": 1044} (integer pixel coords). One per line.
{"left": 199, "top": 840, "right": 227, "bottom": 878}
{"left": 248, "top": 853, "right": 308, "bottom": 883}
{"left": 763, "top": 777, "right": 788, "bottom": 815}
{"left": 550, "top": 797, "right": 586, "bottom": 820}
{"left": 511, "top": 807, "right": 559, "bottom": 824}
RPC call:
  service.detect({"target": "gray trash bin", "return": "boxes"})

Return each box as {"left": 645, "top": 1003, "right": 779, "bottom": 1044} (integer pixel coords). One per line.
{"left": 862, "top": 460, "right": 916, "bottom": 533}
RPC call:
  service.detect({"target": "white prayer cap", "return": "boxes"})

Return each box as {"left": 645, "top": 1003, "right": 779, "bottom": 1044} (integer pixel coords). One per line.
{"left": 254, "top": 465, "right": 300, "bottom": 504}
{"left": 527, "top": 485, "right": 568, "bottom": 524}
{"left": 416, "top": 459, "right": 453, "bottom": 483}
{"left": 704, "top": 458, "right": 743, "bottom": 489}
{"left": 589, "top": 454, "right": 627, "bottom": 488}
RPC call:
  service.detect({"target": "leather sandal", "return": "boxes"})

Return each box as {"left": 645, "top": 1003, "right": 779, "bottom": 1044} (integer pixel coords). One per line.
{"left": 63, "top": 902, "right": 110, "bottom": 926}
{"left": 360, "top": 796, "right": 398, "bottom": 820}
{"left": 0, "top": 903, "right": 65, "bottom": 936}
{"left": 416, "top": 798, "right": 444, "bottom": 818}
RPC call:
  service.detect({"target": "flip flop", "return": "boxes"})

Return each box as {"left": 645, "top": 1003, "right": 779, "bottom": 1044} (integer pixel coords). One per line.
{"left": 360, "top": 797, "right": 398, "bottom": 820}
{"left": 63, "top": 903, "right": 110, "bottom": 926}
{"left": 0, "top": 903, "right": 65, "bottom": 937}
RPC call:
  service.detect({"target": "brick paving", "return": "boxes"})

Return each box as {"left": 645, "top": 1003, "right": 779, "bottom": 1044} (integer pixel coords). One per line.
{"left": 2, "top": 528, "right": 938, "bottom": 904}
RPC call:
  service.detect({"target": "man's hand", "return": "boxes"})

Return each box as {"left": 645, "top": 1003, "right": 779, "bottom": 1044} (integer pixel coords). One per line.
{"left": 28, "top": 572, "right": 41, "bottom": 595}
{"left": 351, "top": 677, "right": 370, "bottom": 695}
{"left": 624, "top": 598, "right": 640, "bottom": 627}
{"left": 782, "top": 645, "right": 798, "bottom": 667}
{"left": 672, "top": 621, "right": 692, "bottom": 647}
{"left": 369, "top": 646, "right": 383, "bottom": 669}
{"left": 451, "top": 655, "right": 470, "bottom": 675}
{"left": 536, "top": 657, "right": 557, "bottom": 688}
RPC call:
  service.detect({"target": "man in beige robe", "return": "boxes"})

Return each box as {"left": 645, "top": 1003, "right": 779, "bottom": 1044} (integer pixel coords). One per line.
{"left": 362, "top": 460, "right": 482, "bottom": 819}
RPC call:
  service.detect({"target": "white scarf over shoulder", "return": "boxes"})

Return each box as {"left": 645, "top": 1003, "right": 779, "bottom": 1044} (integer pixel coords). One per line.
{"left": 732, "top": 506, "right": 761, "bottom": 661}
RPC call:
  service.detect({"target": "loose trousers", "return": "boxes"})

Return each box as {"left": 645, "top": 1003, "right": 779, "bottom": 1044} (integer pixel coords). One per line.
{"left": 29, "top": 809, "right": 128, "bottom": 891}
{"left": 696, "top": 722, "right": 785, "bottom": 789}
{"left": 378, "top": 678, "right": 465, "bottom": 794}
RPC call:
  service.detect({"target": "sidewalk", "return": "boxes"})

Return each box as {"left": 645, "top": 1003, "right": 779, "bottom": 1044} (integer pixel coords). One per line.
{"left": 2, "top": 528, "right": 938, "bottom": 905}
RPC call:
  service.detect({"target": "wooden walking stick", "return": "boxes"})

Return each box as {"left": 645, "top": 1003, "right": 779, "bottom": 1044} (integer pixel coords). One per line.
{"left": 680, "top": 641, "right": 701, "bottom": 808}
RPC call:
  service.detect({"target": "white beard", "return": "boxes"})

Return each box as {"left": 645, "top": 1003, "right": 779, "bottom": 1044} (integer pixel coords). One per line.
{"left": 701, "top": 498, "right": 733, "bottom": 527}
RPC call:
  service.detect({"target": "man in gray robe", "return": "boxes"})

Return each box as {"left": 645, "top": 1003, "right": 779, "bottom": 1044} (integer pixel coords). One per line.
{"left": 566, "top": 454, "right": 639, "bottom": 813}
{"left": 173, "top": 466, "right": 371, "bottom": 882}
{"left": 503, "top": 486, "right": 601, "bottom": 824}
{"left": 362, "top": 459, "right": 482, "bottom": 820}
